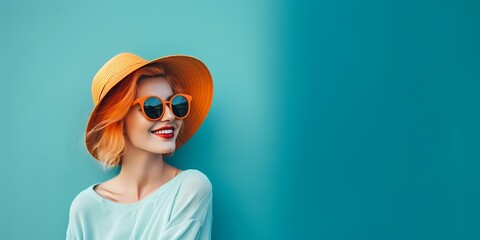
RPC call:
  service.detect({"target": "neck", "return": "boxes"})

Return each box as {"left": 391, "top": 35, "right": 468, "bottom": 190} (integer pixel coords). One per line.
{"left": 116, "top": 139, "right": 172, "bottom": 198}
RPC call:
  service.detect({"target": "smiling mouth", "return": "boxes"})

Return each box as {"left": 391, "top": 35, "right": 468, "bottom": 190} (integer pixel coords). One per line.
{"left": 151, "top": 129, "right": 174, "bottom": 134}
{"left": 151, "top": 126, "right": 175, "bottom": 139}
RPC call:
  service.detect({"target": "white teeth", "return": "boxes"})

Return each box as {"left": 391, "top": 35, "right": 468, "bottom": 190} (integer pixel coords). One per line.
{"left": 153, "top": 129, "right": 174, "bottom": 134}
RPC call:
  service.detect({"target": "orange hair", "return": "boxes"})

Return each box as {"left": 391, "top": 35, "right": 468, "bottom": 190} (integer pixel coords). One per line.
{"left": 85, "top": 63, "right": 186, "bottom": 171}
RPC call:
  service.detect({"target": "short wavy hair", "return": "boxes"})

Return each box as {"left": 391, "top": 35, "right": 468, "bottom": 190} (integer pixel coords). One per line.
{"left": 85, "top": 63, "right": 186, "bottom": 171}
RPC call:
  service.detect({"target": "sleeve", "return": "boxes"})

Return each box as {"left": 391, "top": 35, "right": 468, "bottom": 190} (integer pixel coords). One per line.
{"left": 159, "top": 171, "right": 213, "bottom": 240}
{"left": 66, "top": 196, "right": 84, "bottom": 240}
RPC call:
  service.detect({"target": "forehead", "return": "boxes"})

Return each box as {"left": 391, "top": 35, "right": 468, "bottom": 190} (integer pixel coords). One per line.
{"left": 136, "top": 76, "right": 173, "bottom": 98}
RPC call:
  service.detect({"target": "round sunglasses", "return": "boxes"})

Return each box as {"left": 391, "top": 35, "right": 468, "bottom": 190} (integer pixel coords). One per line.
{"left": 131, "top": 94, "right": 192, "bottom": 121}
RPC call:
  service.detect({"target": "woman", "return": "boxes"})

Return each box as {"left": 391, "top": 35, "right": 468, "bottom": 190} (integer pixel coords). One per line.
{"left": 66, "top": 53, "right": 214, "bottom": 240}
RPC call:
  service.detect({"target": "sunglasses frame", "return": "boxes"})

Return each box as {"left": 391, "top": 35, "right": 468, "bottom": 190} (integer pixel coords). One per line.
{"left": 131, "top": 93, "right": 192, "bottom": 121}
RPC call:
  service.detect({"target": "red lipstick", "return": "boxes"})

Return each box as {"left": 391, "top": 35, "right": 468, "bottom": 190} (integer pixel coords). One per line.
{"left": 151, "top": 126, "right": 176, "bottom": 139}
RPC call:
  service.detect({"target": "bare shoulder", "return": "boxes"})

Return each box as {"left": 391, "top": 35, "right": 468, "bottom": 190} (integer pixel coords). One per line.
{"left": 92, "top": 179, "right": 125, "bottom": 202}
{"left": 93, "top": 180, "right": 114, "bottom": 193}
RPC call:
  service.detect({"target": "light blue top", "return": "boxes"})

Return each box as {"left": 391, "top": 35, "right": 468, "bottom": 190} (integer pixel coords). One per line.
{"left": 66, "top": 169, "right": 213, "bottom": 240}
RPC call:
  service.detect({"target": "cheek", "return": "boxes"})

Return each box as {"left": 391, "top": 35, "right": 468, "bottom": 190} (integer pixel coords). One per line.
{"left": 176, "top": 120, "right": 184, "bottom": 133}
{"left": 124, "top": 109, "right": 151, "bottom": 135}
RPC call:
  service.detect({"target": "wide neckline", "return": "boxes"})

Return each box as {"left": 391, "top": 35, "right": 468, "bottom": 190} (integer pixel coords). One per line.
{"left": 87, "top": 169, "right": 190, "bottom": 208}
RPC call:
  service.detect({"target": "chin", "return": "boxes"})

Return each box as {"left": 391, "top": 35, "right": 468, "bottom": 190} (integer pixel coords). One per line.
{"left": 149, "top": 144, "right": 176, "bottom": 155}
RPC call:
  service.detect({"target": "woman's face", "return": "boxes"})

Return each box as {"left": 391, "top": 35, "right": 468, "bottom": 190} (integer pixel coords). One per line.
{"left": 123, "top": 76, "right": 183, "bottom": 155}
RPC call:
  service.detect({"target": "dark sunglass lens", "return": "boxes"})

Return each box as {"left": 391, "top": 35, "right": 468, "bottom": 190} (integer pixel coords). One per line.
{"left": 171, "top": 95, "right": 189, "bottom": 118}
{"left": 144, "top": 97, "right": 163, "bottom": 119}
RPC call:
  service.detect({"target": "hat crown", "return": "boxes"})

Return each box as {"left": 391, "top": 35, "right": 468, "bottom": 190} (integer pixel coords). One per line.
{"left": 91, "top": 53, "right": 148, "bottom": 106}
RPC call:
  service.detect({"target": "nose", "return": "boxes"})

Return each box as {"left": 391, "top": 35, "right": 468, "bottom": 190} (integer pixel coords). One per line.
{"left": 161, "top": 105, "right": 175, "bottom": 122}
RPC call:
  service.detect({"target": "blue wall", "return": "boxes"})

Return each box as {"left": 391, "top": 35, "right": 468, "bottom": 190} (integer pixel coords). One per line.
{"left": 0, "top": 0, "right": 479, "bottom": 239}
{"left": 274, "top": 1, "right": 480, "bottom": 239}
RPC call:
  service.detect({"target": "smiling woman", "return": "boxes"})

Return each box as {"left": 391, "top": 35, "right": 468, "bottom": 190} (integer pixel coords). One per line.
{"left": 86, "top": 65, "right": 187, "bottom": 169}
{"left": 66, "top": 53, "right": 214, "bottom": 240}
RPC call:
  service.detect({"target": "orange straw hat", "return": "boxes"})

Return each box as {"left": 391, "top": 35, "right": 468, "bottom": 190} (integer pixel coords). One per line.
{"left": 85, "top": 52, "right": 213, "bottom": 158}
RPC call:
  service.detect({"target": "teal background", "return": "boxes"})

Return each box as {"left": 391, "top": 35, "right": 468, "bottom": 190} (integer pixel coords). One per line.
{"left": 0, "top": 0, "right": 479, "bottom": 239}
